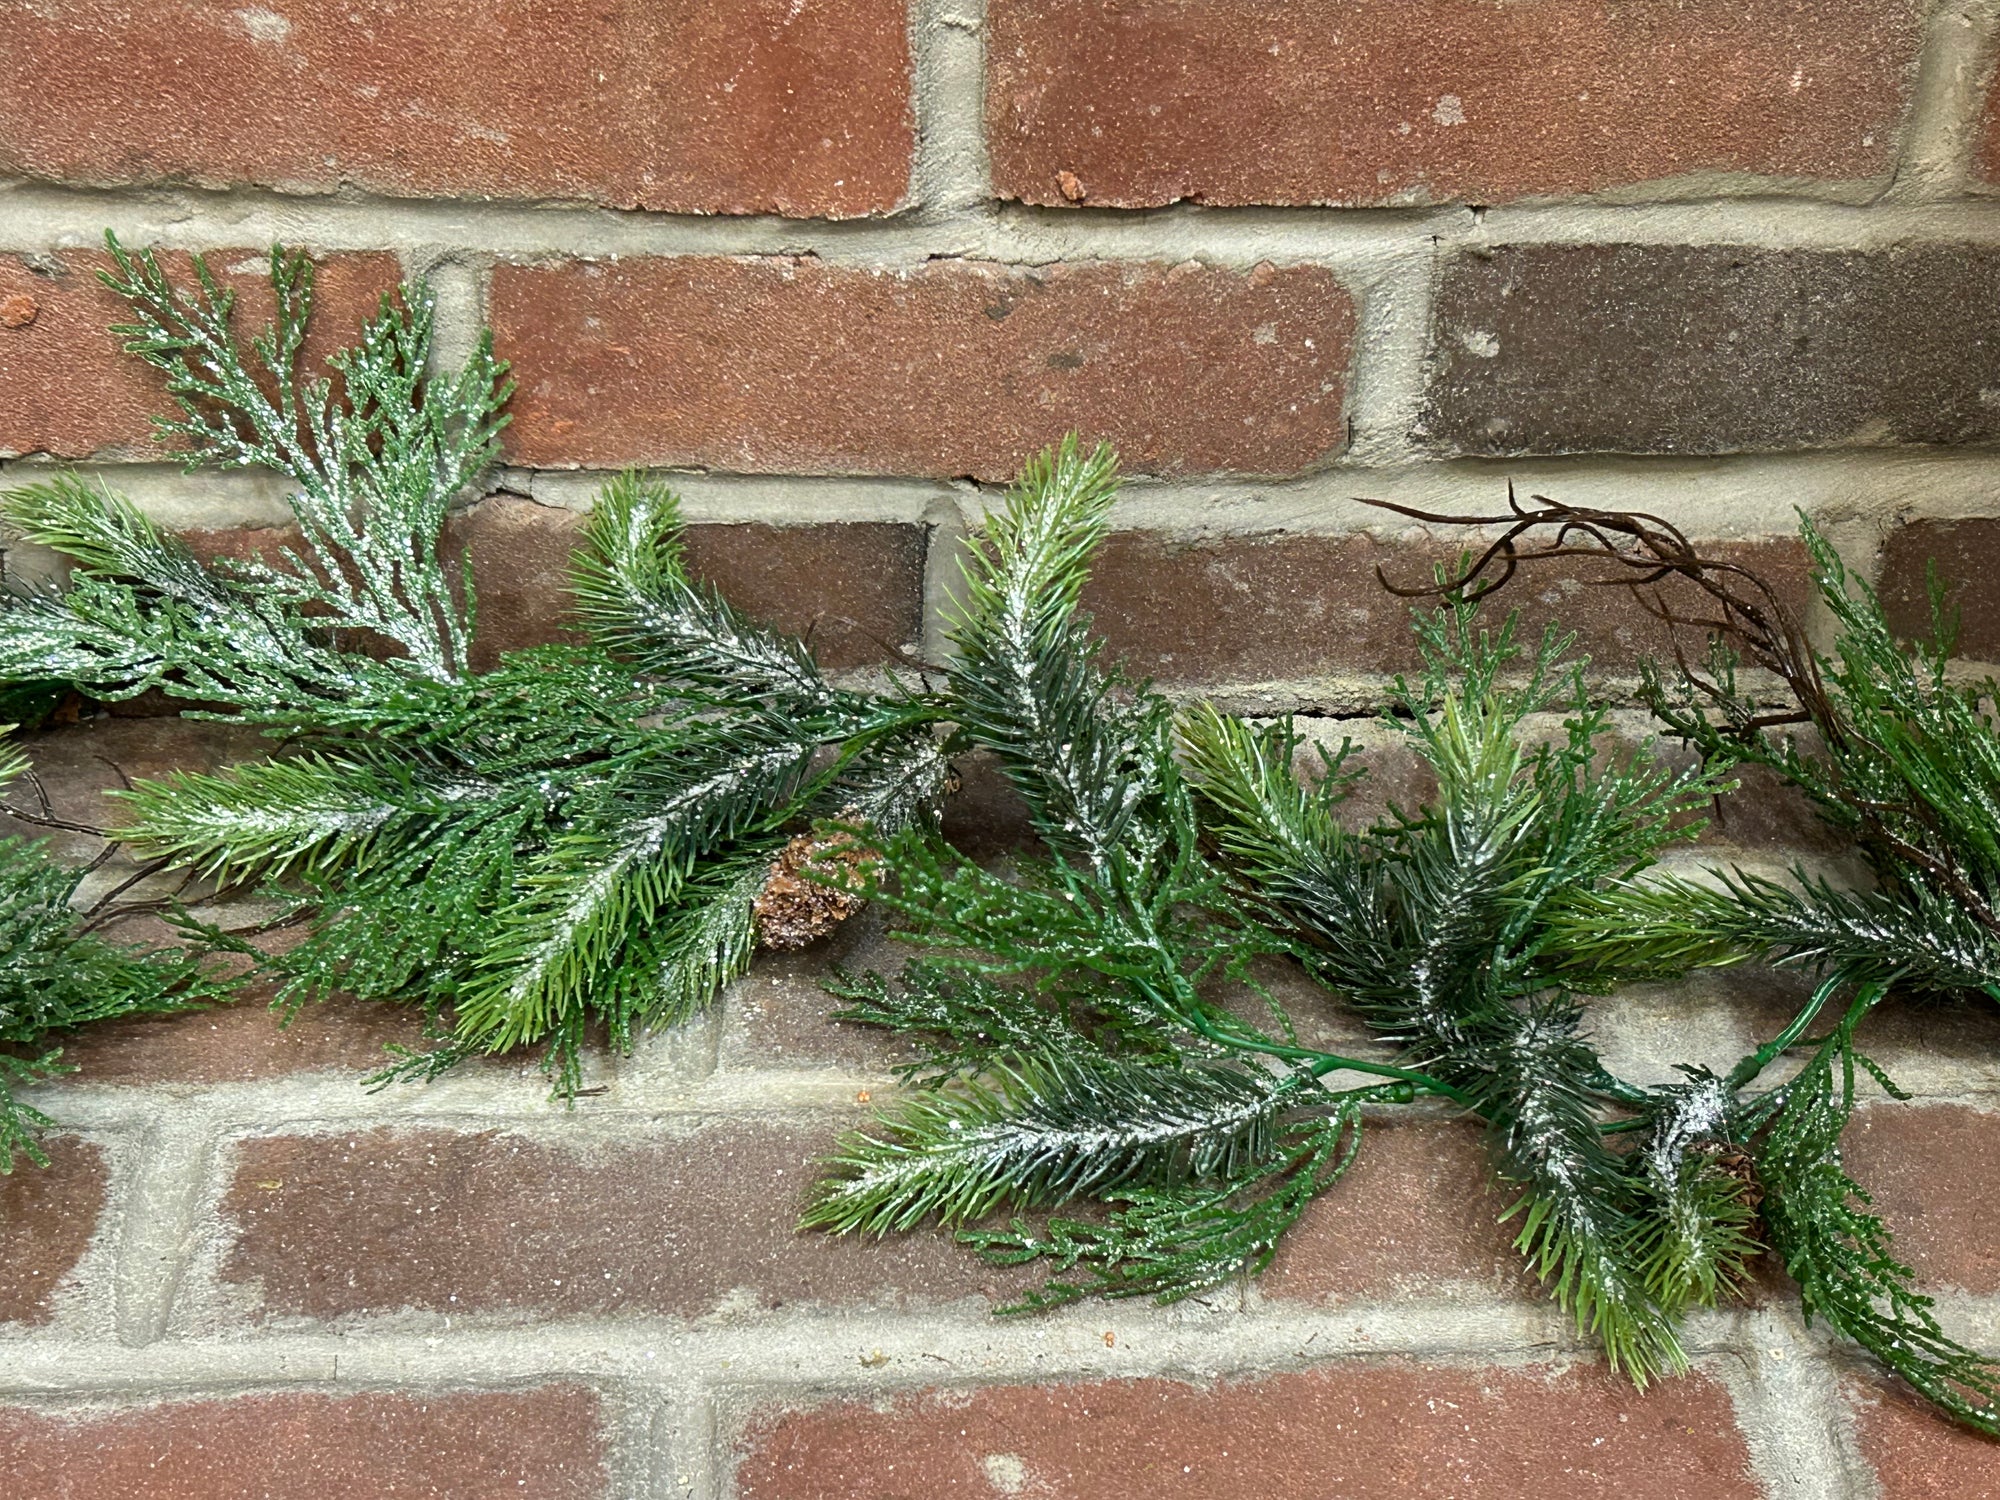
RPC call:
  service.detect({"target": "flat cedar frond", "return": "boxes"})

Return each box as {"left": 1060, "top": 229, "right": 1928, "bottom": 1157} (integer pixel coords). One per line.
{"left": 1754, "top": 997, "right": 2000, "bottom": 1436}
{"left": 0, "top": 241, "right": 950, "bottom": 1095}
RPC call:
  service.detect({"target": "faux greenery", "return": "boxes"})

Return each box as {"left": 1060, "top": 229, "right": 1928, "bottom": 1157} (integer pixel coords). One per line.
{"left": 0, "top": 731, "right": 233, "bottom": 1171}
{"left": 0, "top": 238, "right": 948, "bottom": 1094}
{"left": 2, "top": 239, "right": 1990, "bottom": 1435}
{"left": 805, "top": 445, "right": 1758, "bottom": 1383}
{"left": 1348, "top": 490, "right": 2000, "bottom": 1432}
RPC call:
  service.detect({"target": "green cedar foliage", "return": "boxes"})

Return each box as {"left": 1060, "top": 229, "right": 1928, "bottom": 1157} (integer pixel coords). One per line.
{"left": 0, "top": 238, "right": 950, "bottom": 1095}
{"left": 0, "top": 733, "right": 234, "bottom": 1171}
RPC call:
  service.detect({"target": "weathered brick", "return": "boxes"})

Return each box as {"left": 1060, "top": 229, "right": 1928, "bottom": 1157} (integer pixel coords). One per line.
{"left": 0, "top": 1, "right": 910, "bottom": 218}
{"left": 169, "top": 498, "right": 927, "bottom": 673}
{"left": 1080, "top": 529, "right": 1810, "bottom": 681}
{"left": 679, "top": 521, "right": 929, "bottom": 672}
{"left": 493, "top": 257, "right": 1354, "bottom": 480}
{"left": 1, "top": 716, "right": 269, "bottom": 861}
{"left": 990, "top": 0, "right": 1921, "bottom": 209}
{"left": 221, "top": 1121, "right": 1026, "bottom": 1319}
{"left": 733, "top": 1362, "right": 1760, "bottom": 1498}
{"left": 1879, "top": 518, "right": 2000, "bottom": 663}
{"left": 1265, "top": 1118, "right": 1527, "bottom": 1301}
{"left": 1842, "top": 1103, "right": 2000, "bottom": 1295}
{"left": 0, "top": 1138, "right": 107, "bottom": 1325}
{"left": 0, "top": 1387, "right": 606, "bottom": 1500}
{"left": 1850, "top": 1382, "right": 2000, "bottom": 1499}
{"left": 0, "top": 250, "right": 398, "bottom": 460}
{"left": 1421, "top": 244, "right": 2000, "bottom": 456}
{"left": 719, "top": 907, "right": 922, "bottom": 1072}
{"left": 940, "top": 749, "right": 1040, "bottom": 857}
{"left": 56, "top": 984, "right": 428, "bottom": 1087}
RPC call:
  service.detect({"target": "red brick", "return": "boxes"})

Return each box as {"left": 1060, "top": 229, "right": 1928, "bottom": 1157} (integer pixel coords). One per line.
{"left": 55, "top": 990, "right": 428, "bottom": 1087}
{"left": 0, "top": 1387, "right": 606, "bottom": 1500}
{"left": 1879, "top": 518, "right": 2000, "bottom": 663}
{"left": 733, "top": 1362, "right": 1760, "bottom": 1499}
{"left": 0, "top": 1, "right": 911, "bottom": 218}
{"left": 1266, "top": 1118, "right": 1527, "bottom": 1301}
{"left": 439, "top": 496, "right": 929, "bottom": 671}
{"left": 0, "top": 249, "right": 398, "bottom": 459}
{"left": 989, "top": 0, "right": 1922, "bottom": 209}
{"left": 220, "top": 1121, "right": 1028, "bottom": 1319}
{"left": 1842, "top": 1104, "right": 2000, "bottom": 1295}
{"left": 719, "top": 908, "right": 925, "bottom": 1072}
{"left": 493, "top": 256, "right": 1354, "bottom": 480}
{"left": 1079, "top": 529, "right": 1810, "bottom": 682}
{"left": 0, "top": 1138, "right": 107, "bottom": 1325}
{"left": 1850, "top": 1382, "right": 2000, "bottom": 1499}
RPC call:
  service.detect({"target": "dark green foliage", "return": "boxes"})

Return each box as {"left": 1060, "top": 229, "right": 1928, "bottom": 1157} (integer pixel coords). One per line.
{"left": 0, "top": 239, "right": 949, "bottom": 1093}
{"left": 1753, "top": 987, "right": 1999, "bottom": 1435}
{"left": 1353, "top": 491, "right": 2000, "bottom": 1430}
{"left": 1183, "top": 604, "right": 1749, "bottom": 1382}
{"left": 0, "top": 738, "right": 233, "bottom": 1171}
{"left": 809, "top": 442, "right": 1496, "bottom": 1312}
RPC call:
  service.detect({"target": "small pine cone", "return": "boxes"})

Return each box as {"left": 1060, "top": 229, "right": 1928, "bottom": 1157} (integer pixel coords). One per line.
{"left": 1696, "top": 1140, "right": 1766, "bottom": 1214}
{"left": 753, "top": 822, "right": 876, "bottom": 950}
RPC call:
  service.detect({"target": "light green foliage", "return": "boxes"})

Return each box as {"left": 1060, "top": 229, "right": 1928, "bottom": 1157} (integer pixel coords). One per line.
{"left": 0, "top": 240, "right": 949, "bottom": 1094}
{"left": 0, "top": 734, "right": 233, "bottom": 1171}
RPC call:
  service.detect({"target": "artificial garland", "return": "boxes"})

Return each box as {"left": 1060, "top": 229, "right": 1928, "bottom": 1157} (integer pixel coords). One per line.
{"left": 807, "top": 444, "right": 1999, "bottom": 1432}
{"left": 0, "top": 241, "right": 1991, "bottom": 1435}
{"left": 0, "top": 238, "right": 947, "bottom": 1093}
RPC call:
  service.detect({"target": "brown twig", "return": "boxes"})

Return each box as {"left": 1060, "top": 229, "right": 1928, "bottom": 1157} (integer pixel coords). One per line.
{"left": 1358, "top": 487, "right": 2000, "bottom": 942}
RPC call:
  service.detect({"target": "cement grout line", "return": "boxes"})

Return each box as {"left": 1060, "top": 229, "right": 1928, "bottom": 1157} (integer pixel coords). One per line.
{"left": 4, "top": 1296, "right": 1986, "bottom": 1406}
{"left": 20, "top": 448, "right": 2000, "bottom": 536}
{"left": 1886, "top": 0, "right": 2000, "bottom": 203}
{"left": 11, "top": 180, "right": 2000, "bottom": 264}
{"left": 111, "top": 1106, "right": 223, "bottom": 1347}
{"left": 0, "top": 1300, "right": 1723, "bottom": 1397}
{"left": 1718, "top": 1306, "right": 1880, "bottom": 1500}
{"left": 1331, "top": 241, "right": 1438, "bottom": 468}
{"left": 908, "top": 0, "right": 991, "bottom": 219}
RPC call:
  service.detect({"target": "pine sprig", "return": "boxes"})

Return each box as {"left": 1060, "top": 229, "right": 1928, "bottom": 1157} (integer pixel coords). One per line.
{"left": 810, "top": 443, "right": 1466, "bottom": 1307}
{"left": 806, "top": 1053, "right": 1307, "bottom": 1235}
{"left": 1184, "top": 595, "right": 1747, "bottom": 1382}
{"left": 964, "top": 1105, "right": 1369, "bottom": 1309}
{"left": 1352, "top": 490, "right": 2000, "bottom": 1430}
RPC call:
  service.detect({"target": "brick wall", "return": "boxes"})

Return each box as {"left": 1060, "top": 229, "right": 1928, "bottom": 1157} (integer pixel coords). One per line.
{"left": 2, "top": 3, "right": 1999, "bottom": 1495}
